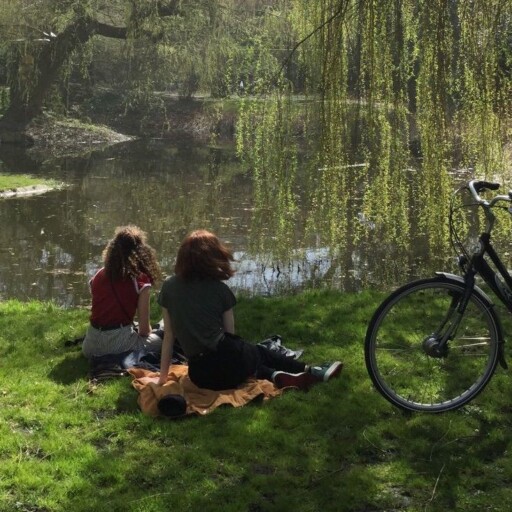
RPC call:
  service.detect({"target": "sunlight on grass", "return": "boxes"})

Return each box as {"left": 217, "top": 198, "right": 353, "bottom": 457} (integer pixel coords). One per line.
{"left": 0, "top": 173, "right": 59, "bottom": 191}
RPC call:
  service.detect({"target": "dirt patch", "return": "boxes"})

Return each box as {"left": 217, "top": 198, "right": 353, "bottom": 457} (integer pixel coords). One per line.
{"left": 25, "top": 114, "right": 134, "bottom": 159}
{"left": 5, "top": 98, "right": 237, "bottom": 159}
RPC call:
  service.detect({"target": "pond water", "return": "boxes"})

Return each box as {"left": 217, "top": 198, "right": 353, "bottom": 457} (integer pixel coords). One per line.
{"left": 0, "top": 138, "right": 499, "bottom": 308}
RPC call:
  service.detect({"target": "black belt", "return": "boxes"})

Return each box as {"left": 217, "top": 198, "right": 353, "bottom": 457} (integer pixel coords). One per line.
{"left": 189, "top": 335, "right": 226, "bottom": 361}
{"left": 91, "top": 322, "right": 129, "bottom": 331}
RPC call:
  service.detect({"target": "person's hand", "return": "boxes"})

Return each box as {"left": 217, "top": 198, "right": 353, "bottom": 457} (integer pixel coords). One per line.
{"left": 157, "top": 374, "right": 168, "bottom": 386}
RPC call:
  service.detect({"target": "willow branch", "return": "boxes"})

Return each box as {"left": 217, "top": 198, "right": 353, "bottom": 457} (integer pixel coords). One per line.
{"left": 274, "top": 0, "right": 352, "bottom": 83}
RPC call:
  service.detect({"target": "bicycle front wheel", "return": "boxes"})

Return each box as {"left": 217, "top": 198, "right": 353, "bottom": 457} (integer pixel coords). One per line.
{"left": 365, "top": 277, "right": 500, "bottom": 412}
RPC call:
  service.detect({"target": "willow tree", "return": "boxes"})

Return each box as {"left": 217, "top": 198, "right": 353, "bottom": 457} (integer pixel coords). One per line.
{"left": 238, "top": 0, "right": 512, "bottom": 282}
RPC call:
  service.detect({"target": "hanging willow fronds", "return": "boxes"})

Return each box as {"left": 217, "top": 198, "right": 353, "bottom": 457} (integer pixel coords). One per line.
{"left": 238, "top": 0, "right": 511, "bottom": 275}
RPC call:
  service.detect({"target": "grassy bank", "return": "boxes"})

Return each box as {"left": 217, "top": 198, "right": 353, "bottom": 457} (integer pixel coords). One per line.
{"left": 0, "top": 173, "right": 58, "bottom": 191}
{"left": 2, "top": 290, "right": 512, "bottom": 512}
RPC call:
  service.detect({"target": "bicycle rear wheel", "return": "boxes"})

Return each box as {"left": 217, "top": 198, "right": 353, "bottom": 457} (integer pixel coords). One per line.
{"left": 365, "top": 277, "right": 500, "bottom": 412}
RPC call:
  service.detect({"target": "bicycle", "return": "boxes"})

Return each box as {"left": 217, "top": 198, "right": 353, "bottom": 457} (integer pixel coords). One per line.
{"left": 364, "top": 179, "right": 512, "bottom": 412}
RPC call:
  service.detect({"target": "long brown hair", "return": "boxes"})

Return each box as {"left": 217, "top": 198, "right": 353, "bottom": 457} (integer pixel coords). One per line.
{"left": 103, "top": 225, "right": 161, "bottom": 282}
{"left": 175, "top": 229, "right": 234, "bottom": 280}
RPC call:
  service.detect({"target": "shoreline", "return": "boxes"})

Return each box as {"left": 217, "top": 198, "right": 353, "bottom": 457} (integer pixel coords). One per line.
{"left": 0, "top": 183, "right": 62, "bottom": 199}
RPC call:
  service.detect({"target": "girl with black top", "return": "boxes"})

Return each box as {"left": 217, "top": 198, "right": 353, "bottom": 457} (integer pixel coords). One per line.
{"left": 157, "top": 229, "right": 342, "bottom": 391}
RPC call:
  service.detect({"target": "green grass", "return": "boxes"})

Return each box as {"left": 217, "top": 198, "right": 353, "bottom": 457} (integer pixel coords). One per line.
{"left": 0, "top": 173, "right": 58, "bottom": 191}
{"left": 2, "top": 290, "right": 512, "bottom": 511}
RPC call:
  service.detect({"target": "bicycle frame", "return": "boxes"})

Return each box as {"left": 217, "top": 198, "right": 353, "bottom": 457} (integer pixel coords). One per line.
{"left": 472, "top": 237, "right": 512, "bottom": 311}
{"left": 443, "top": 181, "right": 512, "bottom": 368}
{"left": 461, "top": 180, "right": 512, "bottom": 313}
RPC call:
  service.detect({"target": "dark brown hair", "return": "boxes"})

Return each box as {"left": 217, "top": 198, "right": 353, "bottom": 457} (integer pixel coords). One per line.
{"left": 103, "top": 225, "right": 161, "bottom": 282}
{"left": 175, "top": 229, "right": 235, "bottom": 280}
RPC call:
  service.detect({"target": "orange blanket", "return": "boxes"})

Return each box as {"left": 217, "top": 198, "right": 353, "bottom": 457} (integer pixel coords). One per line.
{"left": 128, "top": 365, "right": 284, "bottom": 417}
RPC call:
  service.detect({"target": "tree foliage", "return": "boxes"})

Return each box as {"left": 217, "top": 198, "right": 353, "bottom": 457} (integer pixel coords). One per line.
{"left": 0, "top": 0, "right": 291, "bottom": 135}
{"left": 238, "top": 0, "right": 512, "bottom": 262}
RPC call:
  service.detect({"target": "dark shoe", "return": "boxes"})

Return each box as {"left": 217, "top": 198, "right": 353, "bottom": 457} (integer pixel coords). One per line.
{"left": 272, "top": 371, "right": 317, "bottom": 391}
{"left": 309, "top": 362, "right": 343, "bottom": 382}
{"left": 158, "top": 394, "right": 187, "bottom": 418}
{"left": 258, "top": 335, "right": 304, "bottom": 360}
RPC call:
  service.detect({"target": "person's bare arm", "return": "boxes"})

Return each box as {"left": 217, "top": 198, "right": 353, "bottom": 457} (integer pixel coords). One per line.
{"left": 158, "top": 307, "right": 174, "bottom": 385}
{"left": 136, "top": 287, "right": 152, "bottom": 336}
{"left": 223, "top": 308, "right": 235, "bottom": 334}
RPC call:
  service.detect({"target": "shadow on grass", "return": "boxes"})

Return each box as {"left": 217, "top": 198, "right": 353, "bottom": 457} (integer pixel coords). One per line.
{"left": 48, "top": 348, "right": 89, "bottom": 384}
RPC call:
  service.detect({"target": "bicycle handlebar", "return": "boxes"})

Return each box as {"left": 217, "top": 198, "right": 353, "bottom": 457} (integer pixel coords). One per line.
{"left": 467, "top": 180, "right": 512, "bottom": 208}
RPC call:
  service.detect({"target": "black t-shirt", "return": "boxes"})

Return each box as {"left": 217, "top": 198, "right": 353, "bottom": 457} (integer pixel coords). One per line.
{"left": 158, "top": 275, "right": 236, "bottom": 358}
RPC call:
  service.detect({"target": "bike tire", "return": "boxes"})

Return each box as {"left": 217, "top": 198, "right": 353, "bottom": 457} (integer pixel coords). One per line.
{"left": 365, "top": 277, "right": 500, "bottom": 412}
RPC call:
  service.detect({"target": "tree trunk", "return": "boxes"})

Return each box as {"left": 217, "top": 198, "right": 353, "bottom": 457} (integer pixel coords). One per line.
{"left": 0, "top": 2, "right": 181, "bottom": 145}
{"left": 0, "top": 18, "right": 126, "bottom": 144}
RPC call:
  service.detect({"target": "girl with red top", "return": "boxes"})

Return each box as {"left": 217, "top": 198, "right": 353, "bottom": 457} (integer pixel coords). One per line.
{"left": 82, "top": 225, "right": 163, "bottom": 358}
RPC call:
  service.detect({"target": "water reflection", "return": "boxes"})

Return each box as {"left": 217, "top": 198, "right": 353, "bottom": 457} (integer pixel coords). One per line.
{"left": 0, "top": 139, "right": 508, "bottom": 307}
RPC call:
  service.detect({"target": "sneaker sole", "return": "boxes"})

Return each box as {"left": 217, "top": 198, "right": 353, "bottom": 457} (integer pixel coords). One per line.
{"left": 323, "top": 362, "right": 343, "bottom": 381}
{"left": 273, "top": 372, "right": 317, "bottom": 391}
